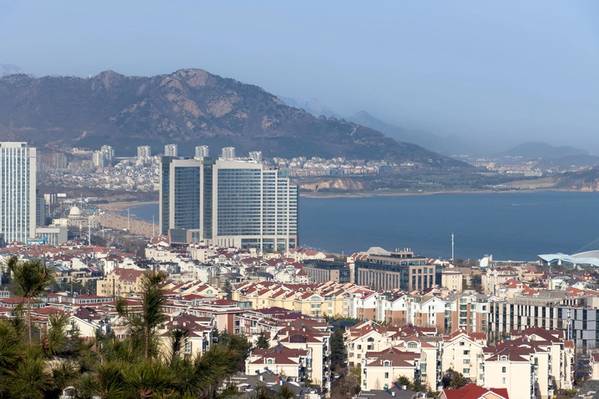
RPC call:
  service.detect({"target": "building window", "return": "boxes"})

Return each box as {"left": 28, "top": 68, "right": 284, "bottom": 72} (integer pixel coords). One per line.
{"left": 384, "top": 372, "right": 389, "bottom": 379}
{"left": 502, "top": 366, "right": 506, "bottom": 373}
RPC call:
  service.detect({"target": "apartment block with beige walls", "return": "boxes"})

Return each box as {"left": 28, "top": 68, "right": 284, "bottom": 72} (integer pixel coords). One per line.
{"left": 96, "top": 268, "right": 146, "bottom": 296}
{"left": 441, "top": 331, "right": 486, "bottom": 385}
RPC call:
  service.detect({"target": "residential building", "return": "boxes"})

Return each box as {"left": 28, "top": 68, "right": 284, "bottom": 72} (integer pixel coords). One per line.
{"left": 164, "top": 143, "right": 178, "bottom": 157}
{"left": 442, "top": 269, "right": 463, "bottom": 292}
{"left": 354, "top": 247, "right": 439, "bottom": 292}
{"left": 137, "top": 145, "right": 151, "bottom": 161}
{"left": 303, "top": 260, "right": 350, "bottom": 284}
{"left": 488, "top": 292, "right": 599, "bottom": 349}
{"left": 274, "top": 322, "right": 332, "bottom": 389}
{"left": 441, "top": 331, "right": 486, "bottom": 384}
{"left": 221, "top": 146, "right": 236, "bottom": 160}
{"left": 194, "top": 145, "right": 209, "bottom": 159}
{"left": 96, "top": 268, "right": 146, "bottom": 296}
{"left": 233, "top": 281, "right": 356, "bottom": 318}
{"left": 361, "top": 347, "right": 419, "bottom": 391}
{"left": 0, "top": 142, "right": 36, "bottom": 243}
{"left": 441, "top": 384, "right": 509, "bottom": 399}
{"left": 245, "top": 344, "right": 310, "bottom": 384}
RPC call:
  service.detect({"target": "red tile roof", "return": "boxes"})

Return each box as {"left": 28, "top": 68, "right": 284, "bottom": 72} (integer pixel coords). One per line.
{"left": 443, "top": 383, "right": 509, "bottom": 399}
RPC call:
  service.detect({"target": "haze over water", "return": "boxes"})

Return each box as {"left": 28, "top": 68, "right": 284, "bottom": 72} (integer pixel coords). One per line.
{"left": 126, "top": 191, "right": 599, "bottom": 260}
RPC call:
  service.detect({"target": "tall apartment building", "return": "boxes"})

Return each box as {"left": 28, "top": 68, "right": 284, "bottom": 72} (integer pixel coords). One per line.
{"left": 137, "top": 145, "right": 151, "bottom": 161}
{"left": 221, "top": 146, "right": 236, "bottom": 160}
{"left": 100, "top": 145, "right": 114, "bottom": 163}
{"left": 164, "top": 143, "right": 178, "bottom": 157}
{"left": 212, "top": 156, "right": 297, "bottom": 251}
{"left": 0, "top": 142, "right": 37, "bottom": 243}
{"left": 159, "top": 156, "right": 212, "bottom": 240}
{"left": 354, "top": 247, "right": 440, "bottom": 291}
{"left": 194, "top": 145, "right": 209, "bottom": 159}
{"left": 160, "top": 148, "right": 298, "bottom": 251}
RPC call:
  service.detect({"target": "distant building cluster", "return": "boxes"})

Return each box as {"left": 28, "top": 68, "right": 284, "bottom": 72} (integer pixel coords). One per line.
{"left": 2, "top": 238, "right": 596, "bottom": 399}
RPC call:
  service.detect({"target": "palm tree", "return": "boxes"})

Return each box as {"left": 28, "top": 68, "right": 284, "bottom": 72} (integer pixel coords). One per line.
{"left": 7, "top": 257, "right": 54, "bottom": 344}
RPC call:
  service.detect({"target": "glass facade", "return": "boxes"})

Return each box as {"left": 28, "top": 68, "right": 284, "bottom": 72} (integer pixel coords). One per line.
{"left": 160, "top": 154, "right": 298, "bottom": 251}
{"left": 213, "top": 159, "right": 298, "bottom": 251}
{"left": 159, "top": 156, "right": 173, "bottom": 235}
{"left": 173, "top": 166, "right": 200, "bottom": 230}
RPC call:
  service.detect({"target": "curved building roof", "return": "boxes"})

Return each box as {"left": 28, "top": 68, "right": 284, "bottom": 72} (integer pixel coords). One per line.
{"left": 538, "top": 251, "right": 599, "bottom": 267}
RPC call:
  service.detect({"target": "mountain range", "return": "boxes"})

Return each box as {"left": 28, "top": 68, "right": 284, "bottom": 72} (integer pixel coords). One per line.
{"left": 0, "top": 69, "right": 468, "bottom": 168}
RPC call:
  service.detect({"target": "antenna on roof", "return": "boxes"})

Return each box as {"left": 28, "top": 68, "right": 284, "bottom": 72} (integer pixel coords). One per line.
{"left": 451, "top": 233, "right": 455, "bottom": 262}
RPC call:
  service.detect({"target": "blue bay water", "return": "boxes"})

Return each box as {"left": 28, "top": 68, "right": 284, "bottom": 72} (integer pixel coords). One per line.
{"left": 123, "top": 191, "right": 599, "bottom": 260}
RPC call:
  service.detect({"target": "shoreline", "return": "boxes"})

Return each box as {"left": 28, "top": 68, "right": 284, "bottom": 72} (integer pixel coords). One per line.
{"left": 96, "top": 200, "right": 158, "bottom": 212}
{"left": 93, "top": 188, "right": 596, "bottom": 207}
{"left": 299, "top": 188, "right": 587, "bottom": 199}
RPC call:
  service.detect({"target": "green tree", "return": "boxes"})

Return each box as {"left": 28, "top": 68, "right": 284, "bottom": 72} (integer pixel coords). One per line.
{"left": 256, "top": 332, "right": 270, "bottom": 349}
{"left": 0, "top": 320, "right": 22, "bottom": 397}
{"left": 169, "top": 327, "right": 189, "bottom": 364}
{"left": 7, "top": 349, "right": 51, "bottom": 399}
{"left": 7, "top": 257, "right": 54, "bottom": 344}
{"left": 329, "top": 328, "right": 346, "bottom": 372}
{"left": 441, "top": 368, "right": 469, "bottom": 389}
{"left": 116, "top": 271, "right": 167, "bottom": 359}
{"left": 223, "top": 279, "right": 233, "bottom": 300}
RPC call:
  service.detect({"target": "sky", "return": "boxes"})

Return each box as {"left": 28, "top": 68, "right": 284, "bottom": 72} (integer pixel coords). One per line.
{"left": 1, "top": 1, "right": 599, "bottom": 152}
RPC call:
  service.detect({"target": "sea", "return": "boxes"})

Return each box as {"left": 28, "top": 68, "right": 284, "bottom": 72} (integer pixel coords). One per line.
{"left": 122, "top": 191, "right": 599, "bottom": 261}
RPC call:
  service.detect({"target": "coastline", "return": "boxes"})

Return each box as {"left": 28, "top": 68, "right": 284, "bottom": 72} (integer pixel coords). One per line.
{"left": 298, "top": 188, "right": 585, "bottom": 199}
{"left": 93, "top": 188, "right": 593, "bottom": 206}
{"left": 97, "top": 200, "right": 158, "bottom": 212}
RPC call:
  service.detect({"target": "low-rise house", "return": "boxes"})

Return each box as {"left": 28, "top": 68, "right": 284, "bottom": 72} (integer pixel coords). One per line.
{"left": 96, "top": 268, "right": 146, "bottom": 296}
{"left": 441, "top": 383, "right": 509, "bottom": 399}
{"left": 441, "top": 331, "right": 486, "bottom": 385}
{"left": 361, "top": 347, "right": 419, "bottom": 391}
{"left": 245, "top": 344, "right": 310, "bottom": 383}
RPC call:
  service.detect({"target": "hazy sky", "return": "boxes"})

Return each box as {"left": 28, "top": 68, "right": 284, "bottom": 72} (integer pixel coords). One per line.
{"left": 1, "top": 1, "right": 599, "bottom": 152}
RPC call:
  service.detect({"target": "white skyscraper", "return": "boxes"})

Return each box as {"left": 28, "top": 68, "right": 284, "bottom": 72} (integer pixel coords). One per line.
{"left": 0, "top": 142, "right": 37, "bottom": 244}
{"left": 194, "top": 145, "right": 210, "bottom": 159}
{"left": 164, "top": 144, "right": 178, "bottom": 157}
{"left": 137, "top": 145, "right": 151, "bottom": 161}
{"left": 100, "top": 145, "right": 114, "bottom": 163}
{"left": 221, "top": 146, "right": 236, "bottom": 160}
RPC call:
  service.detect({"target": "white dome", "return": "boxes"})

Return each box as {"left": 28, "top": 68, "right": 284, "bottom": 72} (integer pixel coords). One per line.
{"left": 68, "top": 206, "right": 82, "bottom": 217}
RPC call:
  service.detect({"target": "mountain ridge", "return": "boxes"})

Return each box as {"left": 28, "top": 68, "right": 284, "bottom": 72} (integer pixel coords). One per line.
{"left": 0, "top": 68, "right": 469, "bottom": 168}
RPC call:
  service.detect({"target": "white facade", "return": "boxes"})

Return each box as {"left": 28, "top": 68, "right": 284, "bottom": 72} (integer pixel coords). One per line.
{"left": 137, "top": 145, "right": 151, "bottom": 160}
{"left": 164, "top": 143, "right": 178, "bottom": 157}
{"left": 194, "top": 145, "right": 209, "bottom": 159}
{"left": 35, "top": 224, "right": 68, "bottom": 245}
{"left": 0, "top": 142, "right": 36, "bottom": 243}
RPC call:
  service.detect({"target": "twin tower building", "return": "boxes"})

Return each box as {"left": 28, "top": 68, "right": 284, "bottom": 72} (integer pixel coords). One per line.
{"left": 159, "top": 147, "right": 298, "bottom": 252}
